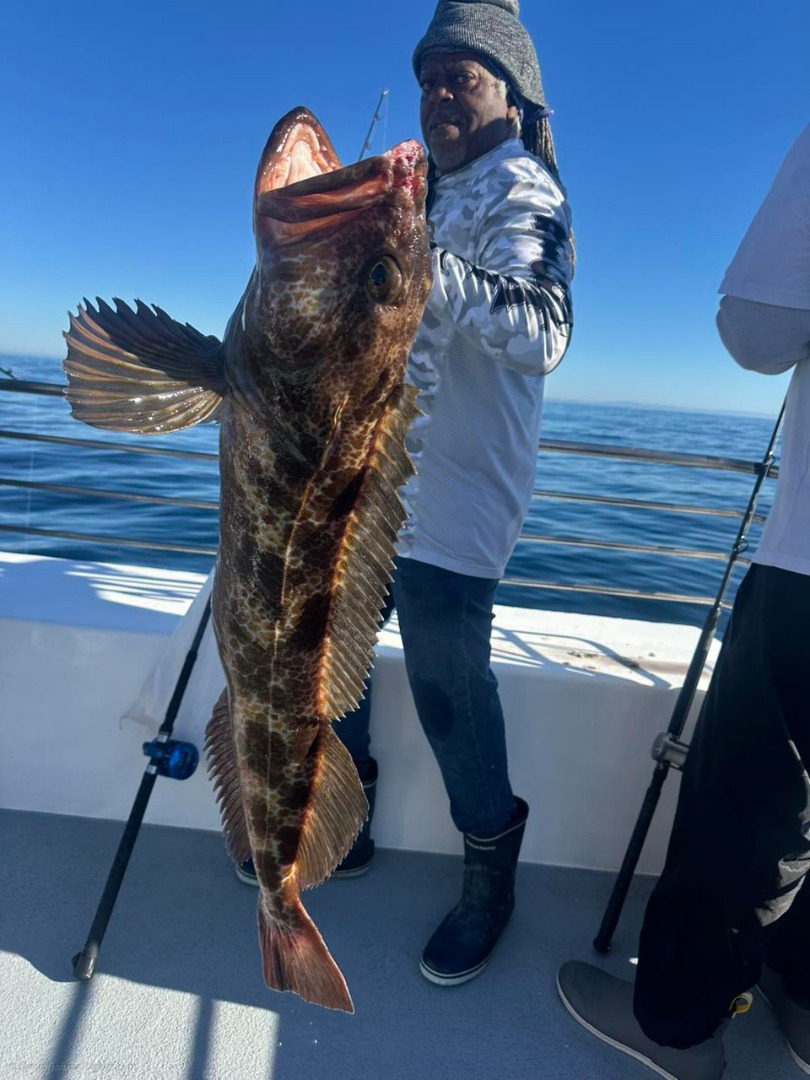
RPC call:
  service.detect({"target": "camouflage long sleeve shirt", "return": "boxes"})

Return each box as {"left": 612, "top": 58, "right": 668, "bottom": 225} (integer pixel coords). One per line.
{"left": 397, "top": 137, "right": 574, "bottom": 579}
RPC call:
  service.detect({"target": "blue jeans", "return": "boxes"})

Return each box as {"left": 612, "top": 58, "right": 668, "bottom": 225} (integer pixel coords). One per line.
{"left": 336, "top": 556, "right": 515, "bottom": 835}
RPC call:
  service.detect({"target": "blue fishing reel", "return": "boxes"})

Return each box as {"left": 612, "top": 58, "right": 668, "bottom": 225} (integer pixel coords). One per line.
{"left": 142, "top": 737, "right": 199, "bottom": 780}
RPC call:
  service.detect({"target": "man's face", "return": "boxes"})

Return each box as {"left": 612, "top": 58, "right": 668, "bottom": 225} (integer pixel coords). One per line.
{"left": 419, "top": 52, "right": 518, "bottom": 174}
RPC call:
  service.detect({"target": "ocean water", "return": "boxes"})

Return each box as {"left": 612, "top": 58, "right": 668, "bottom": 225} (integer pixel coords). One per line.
{"left": 0, "top": 354, "right": 782, "bottom": 629}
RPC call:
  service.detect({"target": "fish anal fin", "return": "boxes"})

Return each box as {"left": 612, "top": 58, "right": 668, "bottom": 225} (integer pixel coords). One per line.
{"left": 63, "top": 297, "right": 226, "bottom": 433}
{"left": 204, "top": 690, "right": 252, "bottom": 865}
{"left": 295, "top": 724, "right": 367, "bottom": 890}
{"left": 258, "top": 899, "right": 353, "bottom": 1012}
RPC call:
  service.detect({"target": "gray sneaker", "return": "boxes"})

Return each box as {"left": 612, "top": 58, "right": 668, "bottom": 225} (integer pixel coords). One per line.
{"left": 758, "top": 965, "right": 810, "bottom": 1074}
{"left": 557, "top": 961, "right": 730, "bottom": 1080}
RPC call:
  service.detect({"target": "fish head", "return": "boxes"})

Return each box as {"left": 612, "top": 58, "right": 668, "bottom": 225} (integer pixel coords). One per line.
{"left": 229, "top": 107, "right": 432, "bottom": 410}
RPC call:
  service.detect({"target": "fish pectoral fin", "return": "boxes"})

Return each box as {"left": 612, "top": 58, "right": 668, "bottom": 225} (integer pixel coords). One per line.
{"left": 204, "top": 690, "right": 252, "bottom": 865}
{"left": 63, "top": 297, "right": 226, "bottom": 433}
{"left": 295, "top": 724, "right": 368, "bottom": 890}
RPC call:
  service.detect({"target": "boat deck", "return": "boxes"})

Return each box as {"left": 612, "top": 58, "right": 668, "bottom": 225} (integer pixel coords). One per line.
{"left": 2, "top": 809, "right": 799, "bottom": 1080}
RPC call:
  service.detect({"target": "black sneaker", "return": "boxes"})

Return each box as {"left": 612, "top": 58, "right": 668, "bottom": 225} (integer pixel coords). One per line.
{"left": 332, "top": 758, "right": 378, "bottom": 879}
{"left": 234, "top": 758, "right": 378, "bottom": 885}
{"left": 557, "top": 961, "right": 736, "bottom": 1080}
{"left": 236, "top": 846, "right": 371, "bottom": 885}
{"left": 235, "top": 858, "right": 259, "bottom": 886}
{"left": 330, "top": 834, "right": 375, "bottom": 878}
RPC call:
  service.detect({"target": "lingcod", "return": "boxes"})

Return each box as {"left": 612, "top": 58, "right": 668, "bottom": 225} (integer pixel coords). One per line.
{"left": 62, "top": 106, "right": 432, "bottom": 1012}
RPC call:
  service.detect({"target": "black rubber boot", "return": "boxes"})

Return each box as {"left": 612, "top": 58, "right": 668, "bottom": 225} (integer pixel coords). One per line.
{"left": 234, "top": 758, "right": 378, "bottom": 886}
{"left": 331, "top": 757, "right": 378, "bottom": 878}
{"left": 420, "top": 796, "right": 529, "bottom": 986}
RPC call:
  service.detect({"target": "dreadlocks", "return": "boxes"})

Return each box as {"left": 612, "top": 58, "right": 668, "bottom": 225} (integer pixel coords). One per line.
{"left": 522, "top": 116, "right": 560, "bottom": 188}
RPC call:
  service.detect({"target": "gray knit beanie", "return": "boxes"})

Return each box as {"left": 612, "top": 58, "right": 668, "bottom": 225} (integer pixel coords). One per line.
{"left": 412, "top": 0, "right": 546, "bottom": 117}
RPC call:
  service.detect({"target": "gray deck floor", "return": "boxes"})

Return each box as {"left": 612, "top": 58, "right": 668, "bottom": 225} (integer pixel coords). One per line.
{"left": 1, "top": 808, "right": 800, "bottom": 1080}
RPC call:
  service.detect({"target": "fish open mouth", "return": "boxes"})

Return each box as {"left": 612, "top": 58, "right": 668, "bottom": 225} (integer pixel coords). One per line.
{"left": 254, "top": 107, "right": 343, "bottom": 196}
{"left": 254, "top": 107, "right": 427, "bottom": 248}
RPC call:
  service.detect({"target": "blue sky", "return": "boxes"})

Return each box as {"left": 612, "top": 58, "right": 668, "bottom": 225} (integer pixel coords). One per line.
{"left": 1, "top": 0, "right": 808, "bottom": 414}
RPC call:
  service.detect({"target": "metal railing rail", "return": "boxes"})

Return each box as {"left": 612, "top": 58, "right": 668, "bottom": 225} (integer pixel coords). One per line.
{"left": 0, "top": 427, "right": 219, "bottom": 462}
{"left": 0, "top": 377, "right": 777, "bottom": 607}
{"left": 531, "top": 488, "right": 767, "bottom": 524}
{"left": 538, "top": 437, "right": 778, "bottom": 478}
{"left": 0, "top": 378, "right": 64, "bottom": 397}
{"left": 500, "top": 577, "right": 722, "bottom": 607}
{"left": 518, "top": 531, "right": 747, "bottom": 563}
{"left": 0, "top": 477, "right": 219, "bottom": 511}
{"left": 0, "top": 523, "right": 217, "bottom": 557}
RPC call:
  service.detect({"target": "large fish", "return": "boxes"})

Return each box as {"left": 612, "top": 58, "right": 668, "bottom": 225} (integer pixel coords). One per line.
{"left": 62, "top": 106, "right": 432, "bottom": 1012}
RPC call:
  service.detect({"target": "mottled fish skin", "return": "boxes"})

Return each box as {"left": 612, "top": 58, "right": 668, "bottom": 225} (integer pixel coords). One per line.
{"left": 60, "top": 106, "right": 431, "bottom": 1012}
{"left": 211, "top": 112, "right": 431, "bottom": 1009}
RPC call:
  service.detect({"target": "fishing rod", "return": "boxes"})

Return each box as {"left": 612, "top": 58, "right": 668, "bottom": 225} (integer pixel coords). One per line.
{"left": 72, "top": 594, "right": 211, "bottom": 980}
{"left": 359, "top": 88, "right": 390, "bottom": 160}
{"left": 593, "top": 399, "right": 786, "bottom": 954}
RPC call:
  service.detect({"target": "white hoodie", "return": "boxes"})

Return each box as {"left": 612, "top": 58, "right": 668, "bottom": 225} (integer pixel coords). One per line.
{"left": 718, "top": 124, "right": 810, "bottom": 577}
{"left": 397, "top": 137, "right": 574, "bottom": 579}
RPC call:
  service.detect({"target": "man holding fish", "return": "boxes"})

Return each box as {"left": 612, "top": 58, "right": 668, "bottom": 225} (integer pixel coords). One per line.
{"left": 62, "top": 0, "right": 572, "bottom": 1011}
{"left": 231, "top": 0, "right": 573, "bottom": 987}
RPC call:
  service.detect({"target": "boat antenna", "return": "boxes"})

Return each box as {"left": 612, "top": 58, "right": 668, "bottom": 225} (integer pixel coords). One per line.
{"left": 359, "top": 88, "right": 390, "bottom": 160}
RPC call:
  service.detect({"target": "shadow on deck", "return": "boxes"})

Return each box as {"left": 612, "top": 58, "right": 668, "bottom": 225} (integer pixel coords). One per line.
{"left": 0, "top": 809, "right": 798, "bottom": 1080}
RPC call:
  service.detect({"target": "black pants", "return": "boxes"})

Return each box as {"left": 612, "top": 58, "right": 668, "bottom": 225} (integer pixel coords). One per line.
{"left": 634, "top": 564, "right": 810, "bottom": 1049}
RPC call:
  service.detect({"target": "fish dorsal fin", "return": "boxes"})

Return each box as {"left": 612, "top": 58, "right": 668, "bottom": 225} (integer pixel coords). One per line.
{"left": 63, "top": 297, "right": 226, "bottom": 433}
{"left": 319, "top": 383, "right": 421, "bottom": 721}
{"left": 204, "top": 690, "right": 252, "bottom": 865}
{"left": 295, "top": 723, "right": 368, "bottom": 889}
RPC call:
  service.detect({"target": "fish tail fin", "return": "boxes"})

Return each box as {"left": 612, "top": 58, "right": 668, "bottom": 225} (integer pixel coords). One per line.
{"left": 258, "top": 899, "right": 354, "bottom": 1013}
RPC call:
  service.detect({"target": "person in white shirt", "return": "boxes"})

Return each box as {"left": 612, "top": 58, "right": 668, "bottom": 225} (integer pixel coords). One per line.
{"left": 557, "top": 124, "right": 810, "bottom": 1080}
{"left": 238, "top": 0, "right": 575, "bottom": 989}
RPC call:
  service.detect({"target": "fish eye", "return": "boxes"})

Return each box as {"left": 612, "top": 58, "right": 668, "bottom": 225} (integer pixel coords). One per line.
{"left": 364, "top": 256, "right": 403, "bottom": 304}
